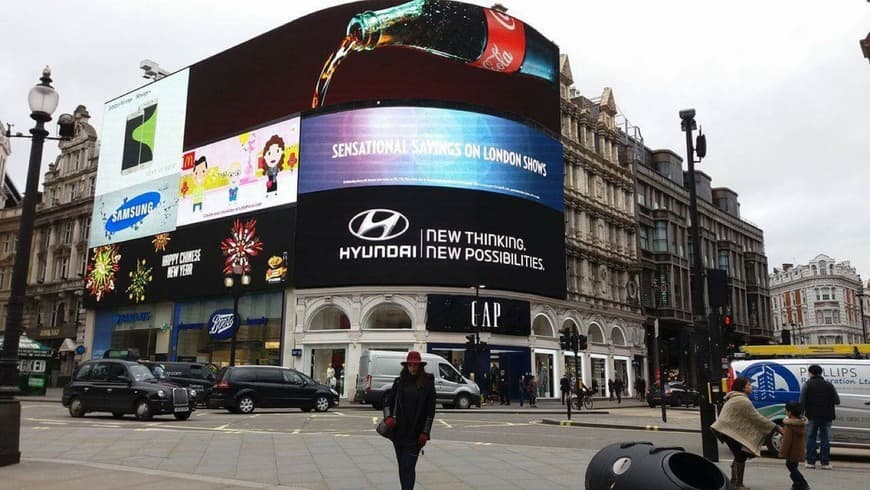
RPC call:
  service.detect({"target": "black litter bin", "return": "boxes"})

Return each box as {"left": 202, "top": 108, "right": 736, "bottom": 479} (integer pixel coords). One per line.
{"left": 586, "top": 441, "right": 730, "bottom": 490}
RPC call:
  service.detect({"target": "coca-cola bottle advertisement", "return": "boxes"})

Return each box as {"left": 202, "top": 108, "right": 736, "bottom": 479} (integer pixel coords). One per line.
{"left": 314, "top": 0, "right": 559, "bottom": 107}
{"left": 185, "top": 1, "right": 560, "bottom": 149}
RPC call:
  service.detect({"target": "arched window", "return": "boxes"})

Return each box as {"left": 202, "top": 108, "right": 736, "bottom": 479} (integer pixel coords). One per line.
{"left": 588, "top": 323, "right": 605, "bottom": 344}
{"left": 560, "top": 319, "right": 579, "bottom": 337}
{"left": 308, "top": 306, "right": 350, "bottom": 331}
{"left": 532, "top": 315, "right": 554, "bottom": 337}
{"left": 366, "top": 304, "right": 412, "bottom": 329}
{"left": 611, "top": 327, "right": 626, "bottom": 346}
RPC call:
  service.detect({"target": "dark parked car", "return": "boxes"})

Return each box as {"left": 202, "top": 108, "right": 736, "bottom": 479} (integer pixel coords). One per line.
{"left": 647, "top": 381, "right": 700, "bottom": 408}
{"left": 139, "top": 361, "right": 215, "bottom": 405}
{"left": 207, "top": 365, "right": 338, "bottom": 414}
{"left": 62, "top": 359, "right": 195, "bottom": 420}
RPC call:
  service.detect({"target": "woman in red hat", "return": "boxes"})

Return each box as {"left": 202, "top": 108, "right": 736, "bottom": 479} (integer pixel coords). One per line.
{"left": 381, "top": 351, "right": 436, "bottom": 489}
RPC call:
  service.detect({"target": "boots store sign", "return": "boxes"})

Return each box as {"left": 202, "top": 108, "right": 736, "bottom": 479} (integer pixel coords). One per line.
{"left": 296, "top": 186, "right": 565, "bottom": 298}
{"left": 426, "top": 295, "right": 530, "bottom": 336}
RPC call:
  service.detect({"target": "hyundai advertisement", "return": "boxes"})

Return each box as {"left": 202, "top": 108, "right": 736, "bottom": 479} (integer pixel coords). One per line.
{"left": 295, "top": 186, "right": 565, "bottom": 298}
{"left": 94, "top": 69, "right": 189, "bottom": 196}
{"left": 89, "top": 174, "right": 179, "bottom": 247}
{"left": 300, "top": 106, "right": 563, "bottom": 211}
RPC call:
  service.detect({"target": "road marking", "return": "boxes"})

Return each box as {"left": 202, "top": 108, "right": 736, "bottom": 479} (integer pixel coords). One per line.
{"left": 248, "top": 414, "right": 260, "bottom": 418}
{"left": 473, "top": 442, "right": 492, "bottom": 446}
{"left": 438, "top": 419, "right": 453, "bottom": 429}
{"left": 195, "top": 412, "right": 209, "bottom": 416}
{"left": 214, "top": 424, "right": 229, "bottom": 430}
{"left": 333, "top": 411, "right": 346, "bottom": 416}
{"left": 38, "top": 421, "right": 68, "bottom": 425}
{"left": 645, "top": 425, "right": 660, "bottom": 431}
{"left": 31, "top": 427, "right": 49, "bottom": 430}
{"left": 372, "top": 417, "right": 379, "bottom": 425}
{"left": 89, "top": 424, "right": 121, "bottom": 428}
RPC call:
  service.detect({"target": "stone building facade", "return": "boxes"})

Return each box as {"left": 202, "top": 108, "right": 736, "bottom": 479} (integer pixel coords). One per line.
{"left": 0, "top": 106, "right": 100, "bottom": 386}
{"left": 770, "top": 254, "right": 865, "bottom": 345}
{"left": 633, "top": 128, "right": 772, "bottom": 384}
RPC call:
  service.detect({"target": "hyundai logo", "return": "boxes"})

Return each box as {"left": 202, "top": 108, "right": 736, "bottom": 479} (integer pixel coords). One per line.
{"left": 348, "top": 209, "right": 409, "bottom": 241}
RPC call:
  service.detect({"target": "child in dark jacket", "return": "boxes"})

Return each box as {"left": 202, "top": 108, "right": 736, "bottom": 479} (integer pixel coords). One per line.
{"left": 780, "top": 401, "right": 810, "bottom": 490}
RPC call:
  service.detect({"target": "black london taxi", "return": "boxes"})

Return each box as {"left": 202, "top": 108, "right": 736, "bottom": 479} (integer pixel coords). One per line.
{"left": 62, "top": 359, "right": 195, "bottom": 420}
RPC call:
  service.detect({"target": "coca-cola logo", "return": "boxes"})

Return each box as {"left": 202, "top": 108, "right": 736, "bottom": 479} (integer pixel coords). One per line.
{"left": 481, "top": 44, "right": 515, "bottom": 72}
{"left": 491, "top": 11, "right": 516, "bottom": 30}
{"left": 208, "top": 308, "right": 239, "bottom": 340}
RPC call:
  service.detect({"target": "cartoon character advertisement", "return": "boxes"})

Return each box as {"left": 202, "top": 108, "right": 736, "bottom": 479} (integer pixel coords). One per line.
{"left": 176, "top": 116, "right": 299, "bottom": 227}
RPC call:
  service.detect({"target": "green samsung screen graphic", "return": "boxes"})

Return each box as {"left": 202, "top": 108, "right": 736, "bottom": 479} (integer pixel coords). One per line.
{"left": 122, "top": 102, "right": 157, "bottom": 171}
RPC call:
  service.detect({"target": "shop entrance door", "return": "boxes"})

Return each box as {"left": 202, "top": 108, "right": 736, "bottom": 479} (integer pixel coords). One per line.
{"left": 534, "top": 352, "right": 554, "bottom": 398}
{"left": 310, "top": 348, "right": 346, "bottom": 396}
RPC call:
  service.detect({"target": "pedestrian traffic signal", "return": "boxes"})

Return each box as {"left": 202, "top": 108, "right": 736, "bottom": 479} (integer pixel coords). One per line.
{"left": 577, "top": 334, "right": 588, "bottom": 351}
{"left": 560, "top": 331, "right": 571, "bottom": 350}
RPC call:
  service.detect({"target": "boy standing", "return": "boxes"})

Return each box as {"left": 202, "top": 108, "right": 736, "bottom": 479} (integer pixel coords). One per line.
{"left": 780, "top": 401, "right": 810, "bottom": 490}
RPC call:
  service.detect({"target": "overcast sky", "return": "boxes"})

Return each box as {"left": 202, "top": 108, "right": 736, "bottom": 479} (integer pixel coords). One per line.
{"left": 2, "top": 0, "right": 868, "bottom": 280}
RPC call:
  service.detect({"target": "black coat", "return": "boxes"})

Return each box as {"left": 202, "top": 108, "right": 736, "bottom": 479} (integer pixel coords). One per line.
{"left": 800, "top": 376, "right": 840, "bottom": 421}
{"left": 383, "top": 373, "right": 436, "bottom": 443}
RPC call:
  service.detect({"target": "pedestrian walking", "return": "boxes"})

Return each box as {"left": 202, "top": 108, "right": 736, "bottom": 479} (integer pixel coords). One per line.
{"left": 498, "top": 369, "right": 510, "bottom": 405}
{"left": 560, "top": 374, "right": 570, "bottom": 405}
{"left": 608, "top": 379, "right": 615, "bottom": 401}
{"left": 518, "top": 375, "right": 526, "bottom": 407}
{"left": 711, "top": 376, "right": 780, "bottom": 490}
{"left": 381, "top": 351, "right": 436, "bottom": 490}
{"left": 591, "top": 378, "right": 599, "bottom": 397}
{"left": 480, "top": 371, "right": 491, "bottom": 405}
{"left": 638, "top": 378, "right": 646, "bottom": 402}
{"left": 780, "top": 400, "right": 810, "bottom": 490}
{"left": 614, "top": 378, "right": 624, "bottom": 404}
{"left": 800, "top": 364, "right": 840, "bottom": 470}
{"left": 527, "top": 375, "right": 538, "bottom": 407}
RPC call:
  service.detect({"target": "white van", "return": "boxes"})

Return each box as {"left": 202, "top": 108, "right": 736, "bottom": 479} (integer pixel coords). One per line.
{"left": 355, "top": 350, "right": 481, "bottom": 409}
{"left": 729, "top": 358, "right": 870, "bottom": 452}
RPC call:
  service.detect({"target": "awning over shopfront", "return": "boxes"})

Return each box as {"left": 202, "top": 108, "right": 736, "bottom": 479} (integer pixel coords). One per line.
{"left": 58, "top": 338, "right": 77, "bottom": 353}
{"left": 0, "top": 335, "right": 54, "bottom": 357}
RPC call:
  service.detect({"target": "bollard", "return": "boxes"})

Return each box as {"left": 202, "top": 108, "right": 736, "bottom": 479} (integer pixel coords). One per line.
{"left": 585, "top": 441, "right": 730, "bottom": 490}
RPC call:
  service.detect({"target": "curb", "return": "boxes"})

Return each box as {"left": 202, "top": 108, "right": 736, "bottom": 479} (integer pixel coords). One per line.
{"left": 541, "top": 418, "right": 702, "bottom": 434}
{"left": 18, "top": 398, "right": 62, "bottom": 404}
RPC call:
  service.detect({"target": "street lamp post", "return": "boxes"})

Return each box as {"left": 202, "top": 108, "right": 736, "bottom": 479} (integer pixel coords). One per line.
{"left": 0, "top": 68, "right": 73, "bottom": 467}
{"left": 680, "top": 108, "right": 718, "bottom": 461}
{"left": 224, "top": 267, "right": 251, "bottom": 366}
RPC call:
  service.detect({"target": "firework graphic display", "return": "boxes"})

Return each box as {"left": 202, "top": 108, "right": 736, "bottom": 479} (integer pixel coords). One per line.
{"left": 126, "top": 258, "right": 153, "bottom": 303}
{"left": 84, "top": 208, "right": 294, "bottom": 308}
{"left": 152, "top": 233, "right": 171, "bottom": 252}
{"left": 86, "top": 245, "right": 122, "bottom": 301}
{"left": 220, "top": 219, "right": 264, "bottom": 274}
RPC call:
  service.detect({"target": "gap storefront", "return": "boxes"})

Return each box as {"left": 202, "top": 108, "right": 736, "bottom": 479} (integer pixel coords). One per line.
{"left": 426, "top": 294, "right": 532, "bottom": 400}
{"left": 171, "top": 291, "right": 285, "bottom": 367}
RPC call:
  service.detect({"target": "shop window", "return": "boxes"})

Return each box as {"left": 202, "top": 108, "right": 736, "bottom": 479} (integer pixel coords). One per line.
{"left": 611, "top": 327, "right": 626, "bottom": 346}
{"left": 366, "top": 303, "right": 412, "bottom": 329}
{"left": 532, "top": 315, "right": 554, "bottom": 337}
{"left": 308, "top": 306, "right": 350, "bottom": 330}
{"left": 588, "top": 323, "right": 605, "bottom": 344}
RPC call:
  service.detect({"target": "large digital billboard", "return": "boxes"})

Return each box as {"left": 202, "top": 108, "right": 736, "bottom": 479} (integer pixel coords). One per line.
{"left": 295, "top": 186, "right": 565, "bottom": 298}
{"left": 83, "top": 208, "right": 294, "bottom": 309}
{"left": 300, "top": 106, "right": 563, "bottom": 211}
{"left": 95, "top": 69, "right": 189, "bottom": 195}
{"left": 177, "top": 116, "right": 300, "bottom": 227}
{"left": 89, "top": 174, "right": 179, "bottom": 247}
{"left": 184, "top": 0, "right": 559, "bottom": 150}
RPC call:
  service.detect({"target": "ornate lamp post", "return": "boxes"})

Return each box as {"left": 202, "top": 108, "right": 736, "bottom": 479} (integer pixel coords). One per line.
{"left": 0, "top": 68, "right": 73, "bottom": 467}
{"left": 224, "top": 266, "right": 251, "bottom": 366}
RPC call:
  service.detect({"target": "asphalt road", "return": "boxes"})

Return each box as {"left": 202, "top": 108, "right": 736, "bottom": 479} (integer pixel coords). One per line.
{"left": 19, "top": 402, "right": 870, "bottom": 465}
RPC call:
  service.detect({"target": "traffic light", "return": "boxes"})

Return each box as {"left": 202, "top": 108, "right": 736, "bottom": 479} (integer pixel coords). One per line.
{"left": 465, "top": 334, "right": 476, "bottom": 350}
{"left": 560, "top": 331, "right": 571, "bottom": 350}
{"left": 577, "top": 334, "right": 588, "bottom": 351}
{"left": 722, "top": 313, "right": 733, "bottom": 329}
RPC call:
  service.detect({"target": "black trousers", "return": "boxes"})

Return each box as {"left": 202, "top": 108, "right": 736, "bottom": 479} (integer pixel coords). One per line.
{"left": 394, "top": 442, "right": 421, "bottom": 490}
{"left": 720, "top": 433, "right": 751, "bottom": 463}
{"left": 786, "top": 461, "right": 808, "bottom": 489}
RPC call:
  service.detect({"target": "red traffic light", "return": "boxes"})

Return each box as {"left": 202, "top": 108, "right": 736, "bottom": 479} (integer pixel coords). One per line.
{"left": 723, "top": 315, "right": 733, "bottom": 327}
